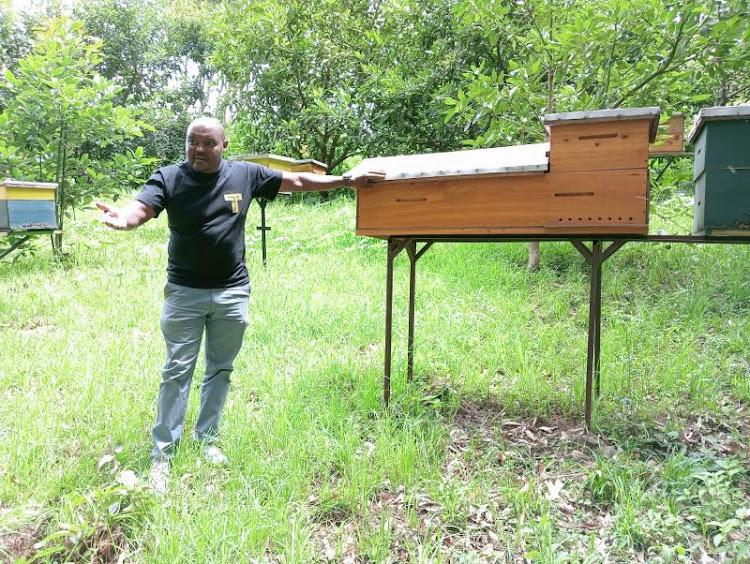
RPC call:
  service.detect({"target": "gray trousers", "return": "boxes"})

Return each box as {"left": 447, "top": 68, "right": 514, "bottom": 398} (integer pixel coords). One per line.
{"left": 151, "top": 281, "right": 250, "bottom": 460}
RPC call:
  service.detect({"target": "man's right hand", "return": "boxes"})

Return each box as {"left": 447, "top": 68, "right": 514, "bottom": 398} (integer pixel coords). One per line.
{"left": 96, "top": 202, "right": 128, "bottom": 230}
{"left": 95, "top": 201, "right": 155, "bottom": 230}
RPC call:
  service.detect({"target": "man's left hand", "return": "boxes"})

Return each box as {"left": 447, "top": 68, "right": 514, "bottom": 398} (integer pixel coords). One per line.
{"left": 347, "top": 170, "right": 386, "bottom": 189}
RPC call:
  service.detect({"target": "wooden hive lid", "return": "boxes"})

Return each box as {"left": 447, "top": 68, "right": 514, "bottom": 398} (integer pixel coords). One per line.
{"left": 544, "top": 107, "right": 661, "bottom": 142}
{"left": 346, "top": 142, "right": 550, "bottom": 182}
{"left": 687, "top": 105, "right": 750, "bottom": 144}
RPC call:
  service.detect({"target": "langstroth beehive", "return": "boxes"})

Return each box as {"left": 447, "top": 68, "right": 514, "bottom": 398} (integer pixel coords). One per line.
{"left": 688, "top": 105, "right": 750, "bottom": 236}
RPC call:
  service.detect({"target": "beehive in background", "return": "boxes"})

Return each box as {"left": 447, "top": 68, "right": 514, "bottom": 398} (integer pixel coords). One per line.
{"left": 689, "top": 105, "right": 750, "bottom": 236}
{"left": 230, "top": 154, "right": 328, "bottom": 185}
{"left": 349, "top": 107, "right": 659, "bottom": 237}
{"left": 0, "top": 180, "right": 58, "bottom": 231}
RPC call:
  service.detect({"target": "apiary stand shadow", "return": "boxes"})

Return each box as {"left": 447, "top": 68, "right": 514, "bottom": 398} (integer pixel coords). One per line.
{"left": 382, "top": 234, "right": 750, "bottom": 430}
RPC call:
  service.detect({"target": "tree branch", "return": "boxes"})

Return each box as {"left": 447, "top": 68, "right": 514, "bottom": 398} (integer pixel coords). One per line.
{"left": 612, "top": 10, "right": 690, "bottom": 107}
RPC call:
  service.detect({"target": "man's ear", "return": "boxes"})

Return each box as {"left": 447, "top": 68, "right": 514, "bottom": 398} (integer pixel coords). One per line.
{"left": 223, "top": 138, "right": 229, "bottom": 150}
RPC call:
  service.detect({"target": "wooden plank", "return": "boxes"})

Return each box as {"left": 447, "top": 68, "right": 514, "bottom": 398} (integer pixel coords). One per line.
{"left": 545, "top": 170, "right": 647, "bottom": 226}
{"left": 649, "top": 115, "right": 684, "bottom": 156}
{"left": 356, "top": 224, "right": 649, "bottom": 237}
{"left": 290, "top": 161, "right": 327, "bottom": 174}
{"left": 700, "top": 229, "right": 750, "bottom": 237}
{"left": 231, "top": 153, "right": 328, "bottom": 174}
{"left": 548, "top": 119, "right": 651, "bottom": 172}
{"left": 545, "top": 107, "right": 660, "bottom": 141}
{"left": 0, "top": 180, "right": 57, "bottom": 197}
{"left": 6, "top": 186, "right": 56, "bottom": 200}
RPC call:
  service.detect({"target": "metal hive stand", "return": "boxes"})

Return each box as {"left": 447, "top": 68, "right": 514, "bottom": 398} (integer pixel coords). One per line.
{"left": 382, "top": 234, "right": 750, "bottom": 430}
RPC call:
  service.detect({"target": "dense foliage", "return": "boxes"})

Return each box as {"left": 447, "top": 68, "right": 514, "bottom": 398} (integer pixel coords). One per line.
{"left": 0, "top": 16, "right": 154, "bottom": 236}
{"left": 1, "top": 0, "right": 747, "bottom": 178}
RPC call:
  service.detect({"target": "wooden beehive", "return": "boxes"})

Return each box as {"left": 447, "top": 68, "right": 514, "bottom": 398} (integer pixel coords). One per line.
{"left": 688, "top": 105, "right": 750, "bottom": 236}
{"left": 0, "top": 179, "right": 58, "bottom": 231}
{"left": 230, "top": 153, "right": 328, "bottom": 187}
{"left": 350, "top": 107, "right": 659, "bottom": 237}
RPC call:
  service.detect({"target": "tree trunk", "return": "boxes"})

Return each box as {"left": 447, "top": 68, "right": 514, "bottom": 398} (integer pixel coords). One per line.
{"left": 527, "top": 240, "right": 540, "bottom": 271}
{"left": 527, "top": 38, "right": 556, "bottom": 273}
{"left": 52, "top": 230, "right": 63, "bottom": 256}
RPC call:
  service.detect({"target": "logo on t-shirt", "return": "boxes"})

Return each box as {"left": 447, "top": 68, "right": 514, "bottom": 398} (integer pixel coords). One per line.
{"left": 223, "top": 193, "right": 243, "bottom": 214}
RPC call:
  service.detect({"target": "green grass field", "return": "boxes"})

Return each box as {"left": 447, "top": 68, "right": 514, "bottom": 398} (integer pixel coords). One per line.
{"left": 1, "top": 195, "right": 749, "bottom": 562}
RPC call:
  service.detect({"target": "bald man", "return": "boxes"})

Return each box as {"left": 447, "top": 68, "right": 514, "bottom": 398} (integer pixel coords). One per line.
{"left": 96, "top": 117, "right": 384, "bottom": 491}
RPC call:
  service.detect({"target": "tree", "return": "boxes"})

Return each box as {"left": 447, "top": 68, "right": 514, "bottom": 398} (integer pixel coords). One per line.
{"left": 690, "top": 0, "right": 750, "bottom": 106}
{"left": 212, "top": 0, "right": 488, "bottom": 177}
{"left": 0, "top": 4, "right": 43, "bottom": 111}
{"left": 356, "top": 0, "right": 479, "bottom": 157}
{"left": 444, "top": 0, "right": 748, "bottom": 268}
{"left": 74, "top": 0, "right": 216, "bottom": 166}
{"left": 0, "top": 16, "right": 155, "bottom": 248}
{"left": 211, "top": 0, "right": 376, "bottom": 172}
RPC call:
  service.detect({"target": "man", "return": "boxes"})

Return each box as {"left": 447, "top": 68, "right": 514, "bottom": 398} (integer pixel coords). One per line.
{"left": 96, "top": 117, "right": 385, "bottom": 492}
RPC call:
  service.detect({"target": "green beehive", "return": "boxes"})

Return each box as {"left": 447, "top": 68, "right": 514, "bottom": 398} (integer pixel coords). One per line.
{"left": 688, "top": 105, "right": 750, "bottom": 236}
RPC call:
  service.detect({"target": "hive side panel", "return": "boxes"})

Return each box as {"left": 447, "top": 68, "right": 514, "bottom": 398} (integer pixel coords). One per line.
{"left": 0, "top": 200, "right": 8, "bottom": 230}
{"left": 8, "top": 200, "right": 58, "bottom": 230}
{"left": 693, "top": 175, "right": 706, "bottom": 235}
{"left": 692, "top": 130, "right": 707, "bottom": 181}
{"left": 692, "top": 117, "right": 750, "bottom": 236}
{"left": 356, "top": 170, "right": 648, "bottom": 236}
{"left": 6, "top": 186, "right": 56, "bottom": 200}
{"left": 702, "top": 120, "right": 750, "bottom": 171}
{"left": 543, "top": 170, "right": 648, "bottom": 229}
{"left": 702, "top": 170, "right": 750, "bottom": 234}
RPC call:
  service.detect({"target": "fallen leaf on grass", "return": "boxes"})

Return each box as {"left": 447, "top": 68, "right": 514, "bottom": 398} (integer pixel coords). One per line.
{"left": 117, "top": 470, "right": 139, "bottom": 489}
{"left": 544, "top": 479, "right": 565, "bottom": 501}
{"left": 97, "top": 454, "right": 116, "bottom": 471}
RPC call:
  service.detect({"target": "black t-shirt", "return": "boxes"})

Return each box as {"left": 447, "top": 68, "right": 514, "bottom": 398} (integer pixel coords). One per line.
{"left": 136, "top": 160, "right": 282, "bottom": 288}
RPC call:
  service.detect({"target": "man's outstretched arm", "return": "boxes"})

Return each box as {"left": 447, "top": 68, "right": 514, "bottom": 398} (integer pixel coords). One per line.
{"left": 95, "top": 200, "right": 155, "bottom": 231}
{"left": 280, "top": 170, "right": 386, "bottom": 192}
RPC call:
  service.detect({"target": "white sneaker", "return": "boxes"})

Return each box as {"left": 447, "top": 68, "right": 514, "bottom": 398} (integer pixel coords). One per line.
{"left": 148, "top": 460, "right": 170, "bottom": 494}
{"left": 203, "top": 445, "right": 228, "bottom": 466}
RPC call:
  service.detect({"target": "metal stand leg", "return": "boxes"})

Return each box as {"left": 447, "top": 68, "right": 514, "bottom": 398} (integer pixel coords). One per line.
{"left": 587, "top": 241, "right": 603, "bottom": 429}
{"left": 0, "top": 235, "right": 32, "bottom": 261}
{"left": 384, "top": 239, "right": 407, "bottom": 404}
{"left": 257, "top": 199, "right": 270, "bottom": 266}
{"left": 571, "top": 239, "right": 627, "bottom": 429}
{"left": 405, "top": 241, "right": 433, "bottom": 382}
{"left": 406, "top": 241, "right": 417, "bottom": 382}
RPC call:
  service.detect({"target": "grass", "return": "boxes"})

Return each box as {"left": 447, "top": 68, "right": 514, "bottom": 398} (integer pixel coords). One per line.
{"left": 1, "top": 194, "right": 749, "bottom": 562}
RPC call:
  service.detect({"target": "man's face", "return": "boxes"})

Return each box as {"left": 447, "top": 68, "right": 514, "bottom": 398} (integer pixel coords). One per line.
{"left": 186, "top": 123, "right": 227, "bottom": 174}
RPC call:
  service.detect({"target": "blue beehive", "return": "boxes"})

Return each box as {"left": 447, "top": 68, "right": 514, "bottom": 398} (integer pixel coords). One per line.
{"left": 0, "top": 179, "right": 58, "bottom": 231}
